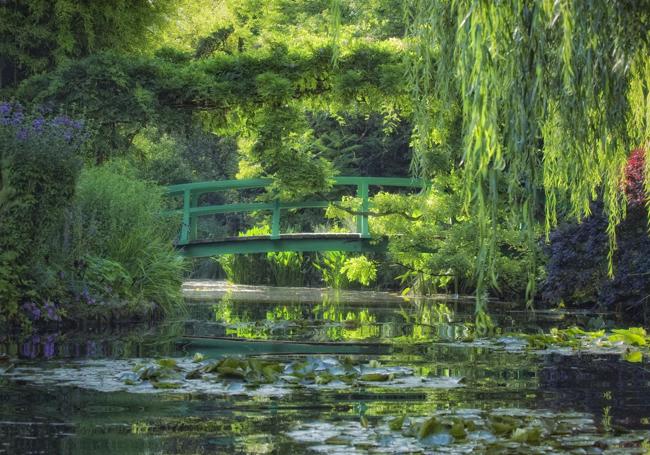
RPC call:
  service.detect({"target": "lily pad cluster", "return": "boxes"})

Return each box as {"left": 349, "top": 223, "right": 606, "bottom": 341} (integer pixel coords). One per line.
{"left": 516, "top": 326, "right": 650, "bottom": 362}
{"left": 124, "top": 355, "right": 464, "bottom": 392}
{"left": 287, "top": 409, "right": 650, "bottom": 454}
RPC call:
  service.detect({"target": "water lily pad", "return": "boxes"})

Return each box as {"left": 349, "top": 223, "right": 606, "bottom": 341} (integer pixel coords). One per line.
{"left": 623, "top": 350, "right": 643, "bottom": 363}
{"left": 359, "top": 373, "right": 391, "bottom": 382}
{"left": 510, "top": 427, "right": 542, "bottom": 443}
{"left": 388, "top": 416, "right": 404, "bottom": 432}
{"left": 418, "top": 416, "right": 448, "bottom": 439}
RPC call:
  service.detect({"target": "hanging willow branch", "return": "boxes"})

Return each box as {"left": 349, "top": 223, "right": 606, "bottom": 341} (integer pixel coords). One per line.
{"left": 404, "top": 0, "right": 650, "bottom": 312}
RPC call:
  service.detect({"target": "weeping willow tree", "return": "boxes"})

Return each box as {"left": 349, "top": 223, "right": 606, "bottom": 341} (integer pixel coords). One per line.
{"left": 402, "top": 0, "right": 650, "bottom": 314}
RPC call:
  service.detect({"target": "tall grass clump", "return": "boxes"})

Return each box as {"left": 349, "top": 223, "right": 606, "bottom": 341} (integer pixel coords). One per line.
{"left": 65, "top": 164, "right": 185, "bottom": 316}
{"left": 268, "top": 251, "right": 304, "bottom": 287}
{"left": 216, "top": 226, "right": 271, "bottom": 285}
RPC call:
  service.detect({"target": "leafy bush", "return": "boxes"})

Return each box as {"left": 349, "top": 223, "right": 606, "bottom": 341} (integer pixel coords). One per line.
{"left": 0, "top": 102, "right": 83, "bottom": 324}
{"left": 313, "top": 251, "right": 350, "bottom": 289}
{"left": 541, "top": 201, "right": 650, "bottom": 317}
{"left": 341, "top": 256, "right": 377, "bottom": 286}
{"left": 63, "top": 164, "right": 185, "bottom": 316}
{"left": 327, "top": 174, "right": 539, "bottom": 299}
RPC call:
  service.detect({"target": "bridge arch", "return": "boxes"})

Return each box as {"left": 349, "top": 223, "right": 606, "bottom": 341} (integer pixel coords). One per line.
{"left": 166, "top": 176, "right": 425, "bottom": 257}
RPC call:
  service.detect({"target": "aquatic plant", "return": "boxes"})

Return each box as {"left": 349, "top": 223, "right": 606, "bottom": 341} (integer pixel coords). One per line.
{"left": 121, "top": 355, "right": 462, "bottom": 393}
{"left": 288, "top": 408, "right": 649, "bottom": 453}
{"left": 267, "top": 251, "right": 304, "bottom": 287}
{"left": 216, "top": 226, "right": 272, "bottom": 285}
{"left": 314, "top": 252, "right": 379, "bottom": 289}
{"left": 313, "top": 251, "right": 350, "bottom": 289}
{"left": 517, "top": 326, "right": 650, "bottom": 363}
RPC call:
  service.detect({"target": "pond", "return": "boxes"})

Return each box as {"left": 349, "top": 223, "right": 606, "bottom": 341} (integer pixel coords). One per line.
{"left": 1, "top": 281, "right": 649, "bottom": 454}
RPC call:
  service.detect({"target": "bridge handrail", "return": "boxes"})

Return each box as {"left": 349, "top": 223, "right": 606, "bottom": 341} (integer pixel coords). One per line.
{"left": 166, "top": 176, "right": 425, "bottom": 195}
{"left": 167, "top": 176, "right": 426, "bottom": 245}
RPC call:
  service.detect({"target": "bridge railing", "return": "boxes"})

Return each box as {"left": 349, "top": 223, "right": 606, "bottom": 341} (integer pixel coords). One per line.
{"left": 166, "top": 176, "right": 426, "bottom": 245}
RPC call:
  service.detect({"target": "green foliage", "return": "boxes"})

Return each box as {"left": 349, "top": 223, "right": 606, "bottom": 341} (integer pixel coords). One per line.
{"left": 340, "top": 255, "right": 376, "bottom": 286}
{"left": 218, "top": 253, "right": 271, "bottom": 285}
{"left": 127, "top": 127, "right": 239, "bottom": 185}
{"left": 312, "top": 252, "right": 377, "bottom": 289}
{"left": 326, "top": 174, "right": 540, "bottom": 301}
{"left": 65, "top": 164, "right": 185, "bottom": 315}
{"left": 313, "top": 251, "right": 349, "bottom": 289}
{"left": 268, "top": 251, "right": 304, "bottom": 287}
{"left": 405, "top": 1, "right": 650, "bottom": 306}
{"left": 216, "top": 226, "right": 272, "bottom": 285}
{"left": 519, "top": 326, "right": 650, "bottom": 363}
{"left": 0, "top": 106, "right": 81, "bottom": 324}
{"left": 0, "top": 0, "right": 175, "bottom": 88}
{"left": 16, "top": 41, "right": 403, "bottom": 190}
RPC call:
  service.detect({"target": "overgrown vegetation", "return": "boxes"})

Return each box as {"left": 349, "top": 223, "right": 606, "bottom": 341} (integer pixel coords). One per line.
{"left": 63, "top": 165, "right": 185, "bottom": 317}
{"left": 0, "top": 104, "right": 184, "bottom": 326}
{"left": 1, "top": 0, "right": 649, "bottom": 324}
{"left": 0, "top": 104, "right": 82, "bottom": 325}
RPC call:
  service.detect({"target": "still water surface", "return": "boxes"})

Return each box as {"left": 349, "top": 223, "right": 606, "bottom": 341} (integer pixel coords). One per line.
{"left": 1, "top": 281, "right": 649, "bottom": 454}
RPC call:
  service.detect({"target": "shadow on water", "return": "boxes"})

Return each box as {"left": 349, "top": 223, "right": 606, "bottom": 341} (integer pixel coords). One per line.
{"left": 1, "top": 281, "right": 650, "bottom": 454}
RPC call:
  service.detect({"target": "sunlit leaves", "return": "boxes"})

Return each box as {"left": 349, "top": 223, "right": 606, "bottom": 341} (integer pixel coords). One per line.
{"left": 405, "top": 0, "right": 650, "bottom": 306}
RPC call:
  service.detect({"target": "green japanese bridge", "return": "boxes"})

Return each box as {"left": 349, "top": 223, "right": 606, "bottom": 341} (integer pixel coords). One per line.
{"left": 167, "top": 176, "right": 425, "bottom": 257}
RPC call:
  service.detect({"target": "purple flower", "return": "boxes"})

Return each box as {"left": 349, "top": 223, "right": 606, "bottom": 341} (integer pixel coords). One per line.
{"left": 21, "top": 302, "right": 41, "bottom": 321}
{"left": 10, "top": 111, "right": 24, "bottom": 126}
{"left": 16, "top": 127, "right": 28, "bottom": 141}
{"left": 52, "top": 115, "right": 72, "bottom": 127}
{"left": 21, "top": 335, "right": 40, "bottom": 359}
{"left": 43, "top": 335, "right": 56, "bottom": 359}
{"left": 32, "top": 117, "right": 45, "bottom": 131}
{"left": 0, "top": 102, "right": 10, "bottom": 115}
{"left": 86, "top": 340, "right": 97, "bottom": 357}
{"left": 63, "top": 129, "right": 73, "bottom": 141}
{"left": 43, "top": 301, "right": 62, "bottom": 321}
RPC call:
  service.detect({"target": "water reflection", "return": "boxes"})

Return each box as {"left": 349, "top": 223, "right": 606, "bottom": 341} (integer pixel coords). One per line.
{"left": 206, "top": 290, "right": 477, "bottom": 343}
{"left": 0, "top": 284, "right": 649, "bottom": 454}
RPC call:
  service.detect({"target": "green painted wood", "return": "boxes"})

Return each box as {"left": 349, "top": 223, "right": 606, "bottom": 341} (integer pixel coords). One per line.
{"left": 167, "top": 176, "right": 425, "bottom": 195}
{"left": 180, "top": 189, "right": 190, "bottom": 244}
{"left": 168, "top": 176, "right": 425, "bottom": 252}
{"left": 189, "top": 192, "right": 198, "bottom": 242}
{"left": 271, "top": 199, "right": 281, "bottom": 239}
{"left": 357, "top": 181, "right": 370, "bottom": 238}
{"left": 167, "top": 178, "right": 272, "bottom": 195}
{"left": 178, "top": 235, "right": 387, "bottom": 256}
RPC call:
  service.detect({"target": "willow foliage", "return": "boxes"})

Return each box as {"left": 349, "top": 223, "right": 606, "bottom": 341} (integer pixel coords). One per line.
{"left": 405, "top": 0, "right": 650, "bottom": 310}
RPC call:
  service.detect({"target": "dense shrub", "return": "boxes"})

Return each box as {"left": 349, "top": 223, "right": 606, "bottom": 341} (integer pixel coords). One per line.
{"left": 542, "top": 149, "right": 650, "bottom": 317}
{"left": 0, "top": 104, "right": 186, "bottom": 326}
{"left": 541, "top": 203, "right": 650, "bottom": 316}
{"left": 0, "top": 103, "right": 83, "bottom": 324}
{"left": 63, "top": 164, "right": 185, "bottom": 316}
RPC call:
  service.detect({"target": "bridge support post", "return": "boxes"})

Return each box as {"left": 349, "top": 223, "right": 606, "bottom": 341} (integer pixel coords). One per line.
{"left": 189, "top": 192, "right": 198, "bottom": 242}
{"left": 180, "top": 189, "right": 191, "bottom": 245}
{"left": 271, "top": 199, "right": 281, "bottom": 239}
{"left": 356, "top": 181, "right": 370, "bottom": 238}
